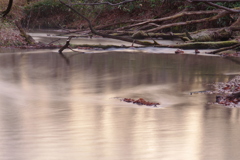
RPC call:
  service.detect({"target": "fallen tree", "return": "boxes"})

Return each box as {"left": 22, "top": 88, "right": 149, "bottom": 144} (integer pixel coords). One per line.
{"left": 58, "top": 0, "right": 240, "bottom": 54}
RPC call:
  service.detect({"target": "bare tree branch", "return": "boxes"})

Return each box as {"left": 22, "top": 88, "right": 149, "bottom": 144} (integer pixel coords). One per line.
{"left": 69, "top": 0, "right": 137, "bottom": 6}
{"left": 118, "top": 9, "right": 221, "bottom": 31}
{"left": 58, "top": 36, "right": 75, "bottom": 54}
{"left": 1, "top": 0, "right": 13, "bottom": 17}
{"left": 187, "top": 0, "right": 240, "bottom": 13}
{"left": 59, "top": 0, "right": 158, "bottom": 46}
{"left": 59, "top": 0, "right": 240, "bottom": 51}
{"left": 147, "top": 9, "right": 231, "bottom": 32}
{"left": 204, "top": 2, "right": 240, "bottom": 13}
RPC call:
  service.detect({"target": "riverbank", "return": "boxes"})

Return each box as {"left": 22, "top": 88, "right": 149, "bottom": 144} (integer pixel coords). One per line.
{"left": 0, "top": 22, "right": 27, "bottom": 46}
{"left": 1, "top": 1, "right": 240, "bottom": 50}
{"left": 0, "top": 29, "right": 216, "bottom": 56}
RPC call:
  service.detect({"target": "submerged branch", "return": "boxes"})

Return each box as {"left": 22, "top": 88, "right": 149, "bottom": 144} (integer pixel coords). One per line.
{"left": 58, "top": 36, "right": 75, "bottom": 54}
{"left": 58, "top": 36, "right": 76, "bottom": 65}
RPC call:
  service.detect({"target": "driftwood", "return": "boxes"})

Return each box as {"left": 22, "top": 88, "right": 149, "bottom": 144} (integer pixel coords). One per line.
{"left": 190, "top": 28, "right": 232, "bottom": 42}
{"left": 58, "top": 36, "right": 76, "bottom": 65}
{"left": 58, "top": 36, "right": 75, "bottom": 54}
{"left": 131, "top": 31, "right": 185, "bottom": 39}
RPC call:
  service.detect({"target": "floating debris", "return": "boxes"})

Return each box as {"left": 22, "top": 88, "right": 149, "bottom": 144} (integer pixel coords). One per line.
{"left": 221, "top": 52, "right": 240, "bottom": 57}
{"left": 212, "top": 76, "right": 240, "bottom": 107}
{"left": 213, "top": 76, "right": 240, "bottom": 94}
{"left": 195, "top": 49, "right": 200, "bottom": 55}
{"left": 119, "top": 98, "right": 160, "bottom": 107}
{"left": 175, "top": 49, "right": 184, "bottom": 54}
{"left": 191, "top": 76, "right": 240, "bottom": 107}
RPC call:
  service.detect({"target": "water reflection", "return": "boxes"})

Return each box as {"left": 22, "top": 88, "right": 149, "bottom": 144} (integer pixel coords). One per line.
{"left": 0, "top": 52, "right": 240, "bottom": 160}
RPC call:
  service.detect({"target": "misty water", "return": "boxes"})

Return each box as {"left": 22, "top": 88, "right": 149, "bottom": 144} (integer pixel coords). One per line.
{"left": 1, "top": 33, "right": 240, "bottom": 160}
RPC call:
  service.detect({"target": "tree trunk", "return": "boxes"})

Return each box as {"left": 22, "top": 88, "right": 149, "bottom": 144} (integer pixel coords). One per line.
{"left": 15, "top": 21, "right": 35, "bottom": 45}
{"left": 190, "top": 28, "right": 232, "bottom": 42}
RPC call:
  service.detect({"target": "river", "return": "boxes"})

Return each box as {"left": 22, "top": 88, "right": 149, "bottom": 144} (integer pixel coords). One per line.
{"left": 0, "top": 31, "right": 240, "bottom": 160}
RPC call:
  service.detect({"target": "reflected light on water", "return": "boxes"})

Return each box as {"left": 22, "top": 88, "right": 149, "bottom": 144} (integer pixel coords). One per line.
{"left": 0, "top": 52, "right": 240, "bottom": 160}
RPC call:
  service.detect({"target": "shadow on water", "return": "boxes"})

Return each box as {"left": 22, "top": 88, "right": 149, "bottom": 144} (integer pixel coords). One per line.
{"left": 0, "top": 50, "right": 240, "bottom": 160}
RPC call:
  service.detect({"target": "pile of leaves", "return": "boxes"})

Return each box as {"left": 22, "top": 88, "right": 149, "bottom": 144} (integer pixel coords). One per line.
{"left": 0, "top": 23, "right": 27, "bottom": 46}
{"left": 221, "top": 52, "right": 240, "bottom": 57}
{"left": 213, "top": 76, "right": 240, "bottom": 107}
{"left": 121, "top": 98, "right": 160, "bottom": 107}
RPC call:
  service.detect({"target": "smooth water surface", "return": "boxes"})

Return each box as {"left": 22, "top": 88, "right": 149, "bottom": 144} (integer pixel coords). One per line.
{"left": 0, "top": 50, "right": 240, "bottom": 160}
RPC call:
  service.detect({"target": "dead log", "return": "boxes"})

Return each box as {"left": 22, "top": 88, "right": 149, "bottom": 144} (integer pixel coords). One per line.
{"left": 131, "top": 31, "right": 184, "bottom": 39}
{"left": 58, "top": 36, "right": 75, "bottom": 54}
{"left": 190, "top": 28, "right": 232, "bottom": 42}
{"left": 166, "top": 40, "right": 238, "bottom": 49}
{"left": 58, "top": 36, "right": 76, "bottom": 65}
